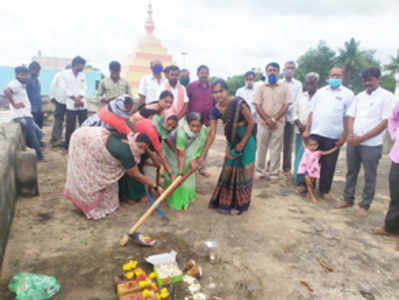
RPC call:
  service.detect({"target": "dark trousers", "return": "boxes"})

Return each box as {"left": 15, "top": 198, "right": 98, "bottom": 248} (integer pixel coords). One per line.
{"left": 51, "top": 101, "right": 66, "bottom": 142}
{"left": 14, "top": 117, "right": 43, "bottom": 160}
{"left": 65, "top": 109, "right": 88, "bottom": 149}
{"left": 32, "top": 110, "right": 44, "bottom": 129}
{"left": 385, "top": 162, "right": 399, "bottom": 234}
{"left": 344, "top": 145, "right": 382, "bottom": 210}
{"left": 314, "top": 135, "right": 340, "bottom": 194}
{"left": 283, "top": 122, "right": 294, "bottom": 172}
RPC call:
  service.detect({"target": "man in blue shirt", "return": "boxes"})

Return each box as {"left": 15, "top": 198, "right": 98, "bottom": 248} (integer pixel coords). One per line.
{"left": 26, "top": 61, "right": 43, "bottom": 128}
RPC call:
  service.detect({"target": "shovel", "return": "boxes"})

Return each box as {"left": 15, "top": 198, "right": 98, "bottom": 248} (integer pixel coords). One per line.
{"left": 120, "top": 169, "right": 195, "bottom": 246}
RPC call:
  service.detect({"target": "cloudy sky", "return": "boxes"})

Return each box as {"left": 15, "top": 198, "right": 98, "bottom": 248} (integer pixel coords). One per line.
{"left": 1, "top": 0, "right": 398, "bottom": 78}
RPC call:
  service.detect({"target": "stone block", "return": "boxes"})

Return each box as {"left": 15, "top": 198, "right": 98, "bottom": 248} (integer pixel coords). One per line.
{"left": 0, "top": 121, "right": 26, "bottom": 269}
{"left": 16, "top": 149, "right": 39, "bottom": 197}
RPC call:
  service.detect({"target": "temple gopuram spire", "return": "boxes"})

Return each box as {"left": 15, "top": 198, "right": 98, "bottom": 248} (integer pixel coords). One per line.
{"left": 121, "top": 2, "right": 173, "bottom": 97}
{"left": 145, "top": 2, "right": 155, "bottom": 34}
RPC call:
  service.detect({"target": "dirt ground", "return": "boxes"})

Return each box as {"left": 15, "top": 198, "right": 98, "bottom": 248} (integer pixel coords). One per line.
{"left": 1, "top": 124, "right": 399, "bottom": 300}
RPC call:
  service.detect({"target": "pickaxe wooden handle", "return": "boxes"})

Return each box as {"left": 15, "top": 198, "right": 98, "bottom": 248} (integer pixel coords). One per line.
{"left": 120, "top": 169, "right": 195, "bottom": 246}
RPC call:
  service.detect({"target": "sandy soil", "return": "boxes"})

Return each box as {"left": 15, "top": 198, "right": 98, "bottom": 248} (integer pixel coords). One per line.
{"left": 1, "top": 125, "right": 398, "bottom": 300}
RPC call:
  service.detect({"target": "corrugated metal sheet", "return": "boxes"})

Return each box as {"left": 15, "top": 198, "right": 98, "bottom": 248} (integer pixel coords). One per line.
{"left": 0, "top": 66, "right": 102, "bottom": 96}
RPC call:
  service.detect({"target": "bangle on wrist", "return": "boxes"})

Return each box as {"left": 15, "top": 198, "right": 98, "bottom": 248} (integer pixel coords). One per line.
{"left": 178, "top": 172, "right": 183, "bottom": 176}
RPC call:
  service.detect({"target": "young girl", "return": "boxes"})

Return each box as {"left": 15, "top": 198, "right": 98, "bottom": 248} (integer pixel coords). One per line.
{"left": 298, "top": 135, "right": 338, "bottom": 203}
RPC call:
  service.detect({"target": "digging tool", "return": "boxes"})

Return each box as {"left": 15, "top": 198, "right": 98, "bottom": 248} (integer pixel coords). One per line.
{"left": 145, "top": 187, "right": 168, "bottom": 220}
{"left": 120, "top": 169, "right": 195, "bottom": 246}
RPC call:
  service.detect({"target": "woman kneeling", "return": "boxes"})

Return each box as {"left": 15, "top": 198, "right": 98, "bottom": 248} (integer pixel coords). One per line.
{"left": 64, "top": 127, "right": 163, "bottom": 220}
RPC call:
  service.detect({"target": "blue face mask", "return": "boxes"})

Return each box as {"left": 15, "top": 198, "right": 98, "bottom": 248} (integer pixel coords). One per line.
{"left": 328, "top": 78, "right": 342, "bottom": 88}
{"left": 151, "top": 65, "right": 163, "bottom": 74}
{"left": 268, "top": 74, "right": 277, "bottom": 84}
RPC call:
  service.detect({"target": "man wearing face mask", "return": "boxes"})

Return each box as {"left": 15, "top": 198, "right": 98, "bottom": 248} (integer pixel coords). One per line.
{"left": 254, "top": 62, "right": 291, "bottom": 184}
{"left": 58, "top": 56, "right": 88, "bottom": 149}
{"left": 303, "top": 66, "right": 354, "bottom": 201}
{"left": 281, "top": 61, "right": 303, "bottom": 176}
{"left": 179, "top": 69, "right": 190, "bottom": 87}
{"left": 236, "top": 71, "right": 258, "bottom": 135}
{"left": 164, "top": 65, "right": 188, "bottom": 121}
{"left": 138, "top": 59, "right": 166, "bottom": 105}
{"left": 4, "top": 66, "right": 45, "bottom": 161}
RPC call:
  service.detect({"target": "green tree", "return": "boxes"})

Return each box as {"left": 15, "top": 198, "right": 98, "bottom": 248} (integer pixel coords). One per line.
{"left": 381, "top": 74, "right": 396, "bottom": 93}
{"left": 384, "top": 50, "right": 399, "bottom": 74}
{"left": 296, "top": 41, "right": 336, "bottom": 87}
{"left": 226, "top": 74, "right": 245, "bottom": 95}
{"left": 335, "top": 38, "right": 380, "bottom": 93}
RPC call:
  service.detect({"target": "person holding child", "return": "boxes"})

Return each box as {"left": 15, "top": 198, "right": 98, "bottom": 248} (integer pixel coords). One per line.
{"left": 297, "top": 135, "right": 338, "bottom": 203}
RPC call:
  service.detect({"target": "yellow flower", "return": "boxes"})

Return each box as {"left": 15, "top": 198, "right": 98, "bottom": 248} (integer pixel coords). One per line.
{"left": 139, "top": 280, "right": 149, "bottom": 287}
{"left": 124, "top": 272, "right": 134, "bottom": 279}
{"left": 122, "top": 260, "right": 138, "bottom": 271}
{"left": 134, "top": 268, "right": 143, "bottom": 276}
{"left": 142, "top": 289, "right": 151, "bottom": 297}
{"left": 149, "top": 272, "right": 157, "bottom": 280}
{"left": 160, "top": 288, "right": 169, "bottom": 298}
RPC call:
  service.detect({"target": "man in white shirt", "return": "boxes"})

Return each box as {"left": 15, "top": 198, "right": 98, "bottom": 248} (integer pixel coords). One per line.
{"left": 304, "top": 66, "right": 354, "bottom": 200}
{"left": 281, "top": 61, "right": 303, "bottom": 176}
{"left": 335, "top": 67, "right": 396, "bottom": 217}
{"left": 50, "top": 65, "right": 71, "bottom": 145}
{"left": 236, "top": 71, "right": 257, "bottom": 134}
{"left": 58, "top": 56, "right": 88, "bottom": 149}
{"left": 163, "top": 65, "right": 188, "bottom": 121}
{"left": 3, "top": 66, "right": 44, "bottom": 161}
{"left": 292, "top": 72, "right": 319, "bottom": 186}
{"left": 138, "top": 59, "right": 166, "bottom": 105}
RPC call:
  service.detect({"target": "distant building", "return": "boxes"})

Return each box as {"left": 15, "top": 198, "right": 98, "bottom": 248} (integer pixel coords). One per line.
{"left": 0, "top": 56, "right": 102, "bottom": 96}
{"left": 31, "top": 52, "right": 71, "bottom": 70}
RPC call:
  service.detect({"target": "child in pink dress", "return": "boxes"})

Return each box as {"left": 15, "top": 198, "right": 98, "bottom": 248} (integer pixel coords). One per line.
{"left": 298, "top": 135, "right": 338, "bottom": 203}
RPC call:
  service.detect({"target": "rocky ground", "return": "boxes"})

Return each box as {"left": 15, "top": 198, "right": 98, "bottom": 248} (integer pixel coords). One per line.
{"left": 0, "top": 124, "right": 398, "bottom": 300}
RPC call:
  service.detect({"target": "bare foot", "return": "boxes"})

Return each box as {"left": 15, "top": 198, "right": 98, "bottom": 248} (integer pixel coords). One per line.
{"left": 230, "top": 209, "right": 240, "bottom": 216}
{"left": 199, "top": 170, "right": 211, "bottom": 177}
{"left": 370, "top": 228, "right": 399, "bottom": 238}
{"left": 38, "top": 157, "right": 48, "bottom": 163}
{"left": 269, "top": 178, "right": 279, "bottom": 184}
{"left": 254, "top": 175, "right": 263, "bottom": 181}
{"left": 117, "top": 204, "right": 127, "bottom": 211}
{"left": 355, "top": 207, "right": 369, "bottom": 217}
{"left": 334, "top": 201, "right": 353, "bottom": 209}
{"left": 283, "top": 171, "right": 291, "bottom": 177}
{"left": 127, "top": 200, "right": 137, "bottom": 206}
{"left": 297, "top": 186, "right": 307, "bottom": 194}
{"left": 306, "top": 193, "right": 318, "bottom": 204}
{"left": 321, "top": 193, "right": 333, "bottom": 201}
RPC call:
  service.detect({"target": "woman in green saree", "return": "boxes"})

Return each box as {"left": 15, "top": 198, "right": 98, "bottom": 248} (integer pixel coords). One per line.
{"left": 163, "top": 112, "right": 208, "bottom": 210}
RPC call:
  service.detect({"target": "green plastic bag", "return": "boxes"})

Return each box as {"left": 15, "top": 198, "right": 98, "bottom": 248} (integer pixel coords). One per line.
{"left": 8, "top": 272, "right": 61, "bottom": 300}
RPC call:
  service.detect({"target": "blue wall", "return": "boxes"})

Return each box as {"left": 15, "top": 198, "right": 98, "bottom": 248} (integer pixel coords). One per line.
{"left": 0, "top": 66, "right": 102, "bottom": 96}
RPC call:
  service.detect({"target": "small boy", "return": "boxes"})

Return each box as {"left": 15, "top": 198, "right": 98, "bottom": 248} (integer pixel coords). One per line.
{"left": 3, "top": 66, "right": 45, "bottom": 161}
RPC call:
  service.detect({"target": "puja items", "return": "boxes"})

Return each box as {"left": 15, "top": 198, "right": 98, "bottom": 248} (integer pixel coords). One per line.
{"left": 145, "top": 250, "right": 183, "bottom": 287}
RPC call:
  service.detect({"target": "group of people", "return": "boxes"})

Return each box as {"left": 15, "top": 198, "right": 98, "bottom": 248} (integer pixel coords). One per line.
{"left": 3, "top": 56, "right": 399, "bottom": 238}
